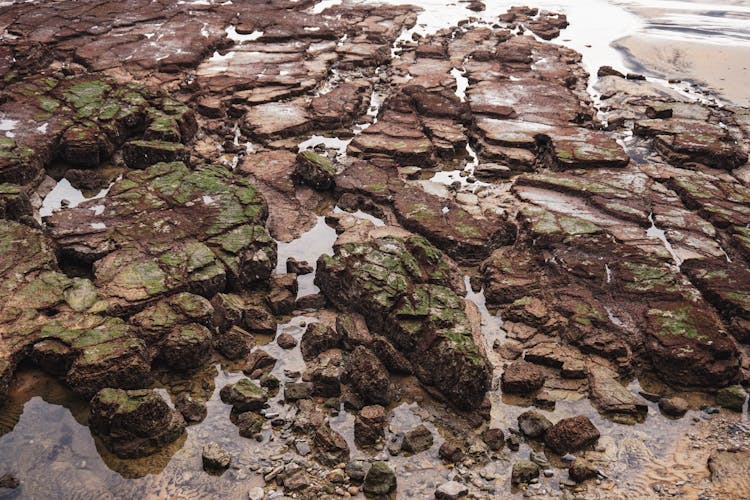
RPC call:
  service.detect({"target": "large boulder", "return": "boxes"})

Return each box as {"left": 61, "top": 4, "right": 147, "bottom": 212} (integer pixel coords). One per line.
{"left": 89, "top": 388, "right": 185, "bottom": 458}
{"left": 316, "top": 226, "right": 491, "bottom": 410}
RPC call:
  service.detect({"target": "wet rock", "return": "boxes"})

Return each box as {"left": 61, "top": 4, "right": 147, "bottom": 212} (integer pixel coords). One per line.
{"left": 295, "top": 293, "right": 327, "bottom": 310}
{"left": 501, "top": 361, "right": 546, "bottom": 394}
{"left": 202, "top": 442, "right": 231, "bottom": 472}
{"left": 402, "top": 424, "right": 434, "bottom": 454}
{"left": 123, "top": 140, "right": 188, "bottom": 170}
{"left": 316, "top": 231, "right": 491, "bottom": 410}
{"left": 174, "top": 393, "right": 207, "bottom": 424}
{"left": 354, "top": 405, "right": 386, "bottom": 446}
{"left": 518, "top": 410, "right": 553, "bottom": 439}
{"left": 267, "top": 273, "right": 297, "bottom": 315}
{"left": 439, "top": 439, "right": 465, "bottom": 463}
{"left": 435, "top": 480, "right": 468, "bottom": 499}
{"left": 544, "top": 416, "right": 600, "bottom": 455}
{"left": 588, "top": 365, "right": 647, "bottom": 420}
{"left": 214, "top": 325, "right": 256, "bottom": 360}
{"left": 568, "top": 458, "right": 598, "bottom": 482}
{"left": 242, "top": 349, "right": 277, "bottom": 377}
{"left": 293, "top": 151, "right": 336, "bottom": 190}
{"left": 597, "top": 66, "right": 625, "bottom": 78}
{"left": 219, "top": 379, "right": 268, "bottom": 412}
{"left": 0, "top": 473, "right": 19, "bottom": 490}
{"left": 482, "top": 428, "right": 505, "bottom": 451}
{"left": 363, "top": 461, "right": 397, "bottom": 496}
{"left": 89, "top": 388, "right": 185, "bottom": 458}
{"left": 211, "top": 293, "right": 245, "bottom": 333}
{"left": 237, "top": 411, "right": 266, "bottom": 438}
{"left": 300, "top": 322, "right": 342, "bottom": 361}
{"left": 346, "top": 460, "right": 371, "bottom": 483}
{"left": 658, "top": 396, "right": 689, "bottom": 417}
{"left": 284, "top": 382, "right": 314, "bottom": 402}
{"left": 160, "top": 324, "right": 212, "bottom": 371}
{"left": 276, "top": 332, "right": 297, "bottom": 349}
{"left": 286, "top": 257, "right": 313, "bottom": 275}
{"left": 716, "top": 385, "right": 746, "bottom": 412}
{"left": 308, "top": 364, "right": 342, "bottom": 397}
{"left": 313, "top": 423, "right": 350, "bottom": 466}
{"left": 343, "top": 346, "right": 391, "bottom": 405}
{"left": 511, "top": 460, "right": 540, "bottom": 484}
{"left": 243, "top": 298, "right": 277, "bottom": 334}
{"left": 0, "top": 184, "right": 34, "bottom": 224}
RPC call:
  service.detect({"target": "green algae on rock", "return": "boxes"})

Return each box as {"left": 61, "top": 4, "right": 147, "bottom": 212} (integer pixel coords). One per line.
{"left": 315, "top": 227, "right": 491, "bottom": 410}
{"left": 46, "top": 161, "right": 276, "bottom": 313}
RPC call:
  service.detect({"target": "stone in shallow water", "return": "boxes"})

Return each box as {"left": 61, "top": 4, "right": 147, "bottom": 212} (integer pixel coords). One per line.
{"left": 202, "top": 442, "right": 231, "bottom": 471}
{"left": 544, "top": 416, "right": 600, "bottom": 455}
{"left": 220, "top": 379, "right": 268, "bottom": 412}
{"left": 89, "top": 388, "right": 185, "bottom": 458}
{"left": 363, "top": 461, "right": 397, "bottom": 496}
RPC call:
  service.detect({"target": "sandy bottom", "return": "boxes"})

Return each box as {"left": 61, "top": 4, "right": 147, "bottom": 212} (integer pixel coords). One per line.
{"left": 615, "top": 35, "right": 750, "bottom": 106}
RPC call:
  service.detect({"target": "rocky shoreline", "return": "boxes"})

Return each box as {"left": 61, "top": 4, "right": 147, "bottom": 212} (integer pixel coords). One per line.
{"left": 1, "top": 0, "right": 749, "bottom": 498}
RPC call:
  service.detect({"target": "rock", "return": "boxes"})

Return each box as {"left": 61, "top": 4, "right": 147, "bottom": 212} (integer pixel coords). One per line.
{"left": 401, "top": 424, "right": 434, "bottom": 454}
{"left": 237, "top": 411, "right": 266, "bottom": 438}
{"left": 293, "top": 150, "right": 336, "bottom": 190}
{"left": 160, "top": 323, "right": 212, "bottom": 371}
{"left": 482, "top": 428, "right": 505, "bottom": 451}
{"left": 211, "top": 293, "right": 245, "bottom": 333}
{"left": 219, "top": 379, "right": 268, "bottom": 412}
{"left": 501, "top": 361, "right": 546, "bottom": 394}
{"left": 89, "top": 388, "right": 185, "bottom": 458}
{"left": 439, "top": 439, "right": 465, "bottom": 463}
{"left": 276, "top": 332, "right": 297, "bottom": 349}
{"left": 300, "top": 322, "right": 342, "bottom": 361}
{"left": 568, "top": 459, "right": 598, "bottom": 482}
{"left": 597, "top": 66, "right": 624, "bottom": 78}
{"left": 355, "top": 404, "right": 386, "bottom": 446}
{"left": 659, "top": 396, "right": 689, "bottom": 417}
{"left": 511, "top": 460, "right": 540, "bottom": 484}
{"left": 308, "top": 364, "right": 342, "bottom": 397}
{"left": 174, "top": 393, "right": 207, "bottom": 423}
{"left": 506, "top": 434, "right": 521, "bottom": 451}
{"left": 214, "top": 325, "right": 256, "bottom": 360}
{"left": 287, "top": 257, "right": 314, "bottom": 275}
{"left": 313, "top": 423, "right": 350, "bottom": 466}
{"left": 284, "top": 469, "right": 311, "bottom": 491}
{"left": 588, "top": 365, "right": 648, "bottom": 420}
{"left": 544, "top": 416, "right": 601, "bottom": 455}
{"left": 243, "top": 349, "right": 277, "bottom": 377}
{"left": 363, "top": 461, "right": 397, "bottom": 496}
{"left": 248, "top": 486, "right": 265, "bottom": 500}
{"left": 202, "top": 442, "right": 231, "bottom": 471}
{"left": 716, "top": 385, "right": 746, "bottom": 412}
{"left": 267, "top": 273, "right": 297, "bottom": 315}
{"left": 518, "top": 410, "right": 553, "bottom": 439}
{"left": 46, "top": 162, "right": 276, "bottom": 314}
{"left": 123, "top": 140, "right": 188, "bottom": 170}
{"left": 346, "top": 460, "right": 371, "bottom": 483}
{"left": 0, "top": 473, "right": 19, "bottom": 490}
{"left": 285, "top": 382, "right": 315, "bottom": 402}
{"left": 435, "top": 480, "right": 468, "bottom": 499}
{"left": 343, "top": 346, "right": 391, "bottom": 405}
{"left": 316, "top": 231, "right": 491, "bottom": 410}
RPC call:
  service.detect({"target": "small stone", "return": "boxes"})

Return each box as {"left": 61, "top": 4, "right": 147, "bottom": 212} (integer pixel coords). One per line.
{"left": 237, "top": 411, "right": 266, "bottom": 438}
{"left": 248, "top": 486, "right": 265, "bottom": 500}
{"left": 295, "top": 439, "right": 311, "bottom": 456}
{"left": 345, "top": 460, "right": 371, "bottom": 483}
{"left": 544, "top": 416, "right": 600, "bottom": 455}
{"left": 439, "top": 439, "right": 465, "bottom": 463}
{"left": 287, "top": 258, "right": 314, "bottom": 275}
{"left": 364, "top": 461, "right": 397, "bottom": 496}
{"left": 284, "top": 382, "right": 314, "bottom": 402}
{"left": 716, "top": 385, "right": 746, "bottom": 412}
{"left": 482, "top": 428, "right": 505, "bottom": 451}
{"left": 174, "top": 393, "right": 207, "bottom": 423}
{"left": 327, "top": 468, "right": 347, "bottom": 484}
{"left": 435, "top": 480, "right": 469, "bottom": 499}
{"left": 659, "top": 396, "right": 689, "bottom": 417}
{"left": 518, "top": 410, "right": 553, "bottom": 438}
{"left": 401, "top": 424, "right": 434, "bottom": 454}
{"left": 202, "top": 442, "right": 231, "bottom": 471}
{"left": 568, "top": 459, "right": 598, "bottom": 483}
{"left": 276, "top": 332, "right": 297, "bottom": 349}
{"left": 511, "top": 460, "right": 540, "bottom": 484}
{"left": 0, "top": 473, "right": 19, "bottom": 490}
{"left": 506, "top": 434, "right": 521, "bottom": 451}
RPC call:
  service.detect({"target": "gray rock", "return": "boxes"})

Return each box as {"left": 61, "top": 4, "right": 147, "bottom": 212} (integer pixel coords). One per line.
{"left": 511, "top": 460, "right": 540, "bottom": 484}
{"left": 202, "top": 442, "right": 231, "bottom": 471}
{"left": 248, "top": 486, "right": 265, "bottom": 500}
{"left": 346, "top": 460, "right": 371, "bottom": 483}
{"left": 364, "top": 461, "right": 397, "bottom": 496}
{"left": 518, "top": 410, "right": 553, "bottom": 438}
{"left": 435, "top": 480, "right": 469, "bottom": 499}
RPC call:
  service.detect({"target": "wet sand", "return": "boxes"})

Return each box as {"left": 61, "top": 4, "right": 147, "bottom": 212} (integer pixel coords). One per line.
{"left": 615, "top": 35, "right": 750, "bottom": 106}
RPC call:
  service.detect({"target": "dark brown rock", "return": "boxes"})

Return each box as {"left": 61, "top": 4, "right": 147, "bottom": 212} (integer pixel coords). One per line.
{"left": 544, "top": 416, "right": 600, "bottom": 454}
